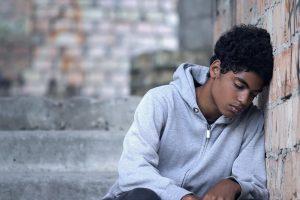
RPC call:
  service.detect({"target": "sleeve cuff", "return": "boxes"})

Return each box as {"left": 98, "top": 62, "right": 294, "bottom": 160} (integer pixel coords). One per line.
{"left": 161, "top": 184, "right": 192, "bottom": 200}
{"left": 226, "top": 176, "right": 250, "bottom": 200}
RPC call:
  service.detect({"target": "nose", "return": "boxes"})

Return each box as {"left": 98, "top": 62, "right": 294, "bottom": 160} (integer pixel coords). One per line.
{"left": 238, "top": 90, "right": 250, "bottom": 106}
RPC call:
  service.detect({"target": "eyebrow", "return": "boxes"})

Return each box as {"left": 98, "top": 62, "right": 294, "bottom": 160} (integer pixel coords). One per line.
{"left": 235, "top": 77, "right": 263, "bottom": 93}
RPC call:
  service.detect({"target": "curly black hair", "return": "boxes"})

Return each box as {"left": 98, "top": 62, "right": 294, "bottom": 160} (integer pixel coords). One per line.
{"left": 209, "top": 24, "right": 274, "bottom": 86}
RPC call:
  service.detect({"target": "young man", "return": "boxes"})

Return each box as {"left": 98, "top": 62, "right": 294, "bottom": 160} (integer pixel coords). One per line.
{"left": 103, "top": 24, "right": 274, "bottom": 200}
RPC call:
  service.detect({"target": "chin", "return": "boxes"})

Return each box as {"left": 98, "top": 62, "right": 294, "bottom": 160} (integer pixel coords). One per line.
{"left": 222, "top": 110, "right": 236, "bottom": 118}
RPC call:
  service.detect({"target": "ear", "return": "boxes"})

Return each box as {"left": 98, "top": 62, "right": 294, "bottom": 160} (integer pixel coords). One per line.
{"left": 209, "top": 60, "right": 221, "bottom": 79}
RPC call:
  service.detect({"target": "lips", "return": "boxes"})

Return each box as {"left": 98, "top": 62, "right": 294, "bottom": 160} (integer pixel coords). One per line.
{"left": 229, "top": 105, "right": 243, "bottom": 114}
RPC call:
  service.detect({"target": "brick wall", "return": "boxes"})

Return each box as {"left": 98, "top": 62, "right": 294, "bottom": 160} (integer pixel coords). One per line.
{"left": 22, "top": 0, "right": 178, "bottom": 99}
{"left": 214, "top": 0, "right": 300, "bottom": 199}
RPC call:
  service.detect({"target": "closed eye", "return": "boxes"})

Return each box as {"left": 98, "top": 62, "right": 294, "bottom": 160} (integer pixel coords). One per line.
{"left": 234, "top": 83, "right": 245, "bottom": 90}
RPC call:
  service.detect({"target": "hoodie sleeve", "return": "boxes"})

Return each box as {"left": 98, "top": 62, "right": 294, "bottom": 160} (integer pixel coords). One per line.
{"left": 228, "top": 113, "right": 269, "bottom": 200}
{"left": 117, "top": 89, "right": 191, "bottom": 200}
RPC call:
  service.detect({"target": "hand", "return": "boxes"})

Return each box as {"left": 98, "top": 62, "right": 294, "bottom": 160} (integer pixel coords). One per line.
{"left": 181, "top": 194, "right": 202, "bottom": 200}
{"left": 201, "top": 179, "right": 241, "bottom": 200}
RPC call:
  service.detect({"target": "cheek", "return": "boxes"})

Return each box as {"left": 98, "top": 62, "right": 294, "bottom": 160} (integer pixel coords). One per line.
{"left": 212, "top": 81, "right": 228, "bottom": 107}
{"left": 212, "top": 80, "right": 238, "bottom": 115}
{"left": 216, "top": 80, "right": 235, "bottom": 101}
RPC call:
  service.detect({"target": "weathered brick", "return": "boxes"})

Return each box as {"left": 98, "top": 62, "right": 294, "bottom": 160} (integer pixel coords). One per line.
{"left": 88, "top": 34, "right": 115, "bottom": 46}
{"left": 119, "top": 0, "right": 138, "bottom": 9}
{"left": 114, "top": 23, "right": 132, "bottom": 33}
{"left": 100, "top": 86, "right": 116, "bottom": 97}
{"left": 281, "top": 151, "right": 299, "bottom": 200}
{"left": 265, "top": 95, "right": 300, "bottom": 151}
{"left": 266, "top": 0, "right": 300, "bottom": 51}
{"left": 85, "top": 72, "right": 104, "bottom": 87}
{"left": 82, "top": 9, "right": 103, "bottom": 20}
{"left": 145, "top": 12, "right": 164, "bottom": 23}
{"left": 111, "top": 48, "right": 129, "bottom": 58}
{"left": 271, "top": 1, "right": 290, "bottom": 49}
{"left": 66, "top": 71, "right": 83, "bottom": 86}
{"left": 23, "top": 83, "right": 47, "bottom": 95}
{"left": 135, "top": 36, "right": 157, "bottom": 49}
{"left": 160, "top": 1, "right": 175, "bottom": 12}
{"left": 236, "top": 0, "right": 261, "bottom": 25}
{"left": 117, "top": 10, "right": 140, "bottom": 22}
{"left": 267, "top": 151, "right": 300, "bottom": 199}
{"left": 136, "top": 23, "right": 156, "bottom": 34}
{"left": 53, "top": 32, "right": 81, "bottom": 47}
{"left": 155, "top": 25, "right": 173, "bottom": 35}
{"left": 100, "top": 0, "right": 115, "bottom": 8}
{"left": 269, "top": 37, "right": 299, "bottom": 102}
{"left": 143, "top": 0, "right": 159, "bottom": 10}
{"left": 266, "top": 156, "right": 283, "bottom": 199}
{"left": 98, "top": 21, "right": 113, "bottom": 32}
{"left": 87, "top": 47, "right": 106, "bottom": 58}
{"left": 111, "top": 73, "right": 129, "bottom": 85}
{"left": 160, "top": 37, "right": 178, "bottom": 49}
{"left": 32, "top": 60, "right": 52, "bottom": 71}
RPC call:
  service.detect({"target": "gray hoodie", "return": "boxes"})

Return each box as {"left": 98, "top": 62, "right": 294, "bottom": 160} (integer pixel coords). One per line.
{"left": 103, "top": 63, "right": 268, "bottom": 200}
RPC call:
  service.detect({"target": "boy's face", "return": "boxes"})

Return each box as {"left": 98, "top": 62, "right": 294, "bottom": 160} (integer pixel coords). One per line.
{"left": 210, "top": 63, "right": 264, "bottom": 118}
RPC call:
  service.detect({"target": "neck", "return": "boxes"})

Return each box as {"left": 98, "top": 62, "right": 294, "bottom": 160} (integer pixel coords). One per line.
{"left": 196, "top": 80, "right": 221, "bottom": 122}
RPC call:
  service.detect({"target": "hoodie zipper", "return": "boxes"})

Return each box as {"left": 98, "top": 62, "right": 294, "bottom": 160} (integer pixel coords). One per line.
{"left": 180, "top": 124, "right": 212, "bottom": 187}
{"left": 202, "top": 124, "right": 211, "bottom": 155}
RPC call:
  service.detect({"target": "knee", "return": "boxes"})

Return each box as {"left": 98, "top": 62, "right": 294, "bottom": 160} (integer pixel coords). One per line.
{"left": 129, "top": 188, "right": 161, "bottom": 200}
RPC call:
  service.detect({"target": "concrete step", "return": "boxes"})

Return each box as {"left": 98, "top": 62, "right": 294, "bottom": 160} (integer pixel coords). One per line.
{"left": 0, "top": 130, "right": 125, "bottom": 172}
{"left": 0, "top": 96, "right": 140, "bottom": 130}
{"left": 0, "top": 171, "right": 117, "bottom": 200}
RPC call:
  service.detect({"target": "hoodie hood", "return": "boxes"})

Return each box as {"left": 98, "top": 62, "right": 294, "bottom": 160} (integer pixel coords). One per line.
{"left": 170, "top": 63, "right": 233, "bottom": 124}
{"left": 170, "top": 63, "right": 209, "bottom": 109}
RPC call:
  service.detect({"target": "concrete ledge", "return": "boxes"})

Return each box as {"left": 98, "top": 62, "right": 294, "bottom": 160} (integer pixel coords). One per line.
{"left": 0, "top": 130, "right": 125, "bottom": 172}
{"left": 0, "top": 96, "right": 141, "bottom": 130}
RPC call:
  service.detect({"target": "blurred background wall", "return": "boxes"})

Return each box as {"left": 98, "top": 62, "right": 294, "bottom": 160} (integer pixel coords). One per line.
{"left": 0, "top": 0, "right": 213, "bottom": 99}
{"left": 0, "top": 0, "right": 176, "bottom": 98}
